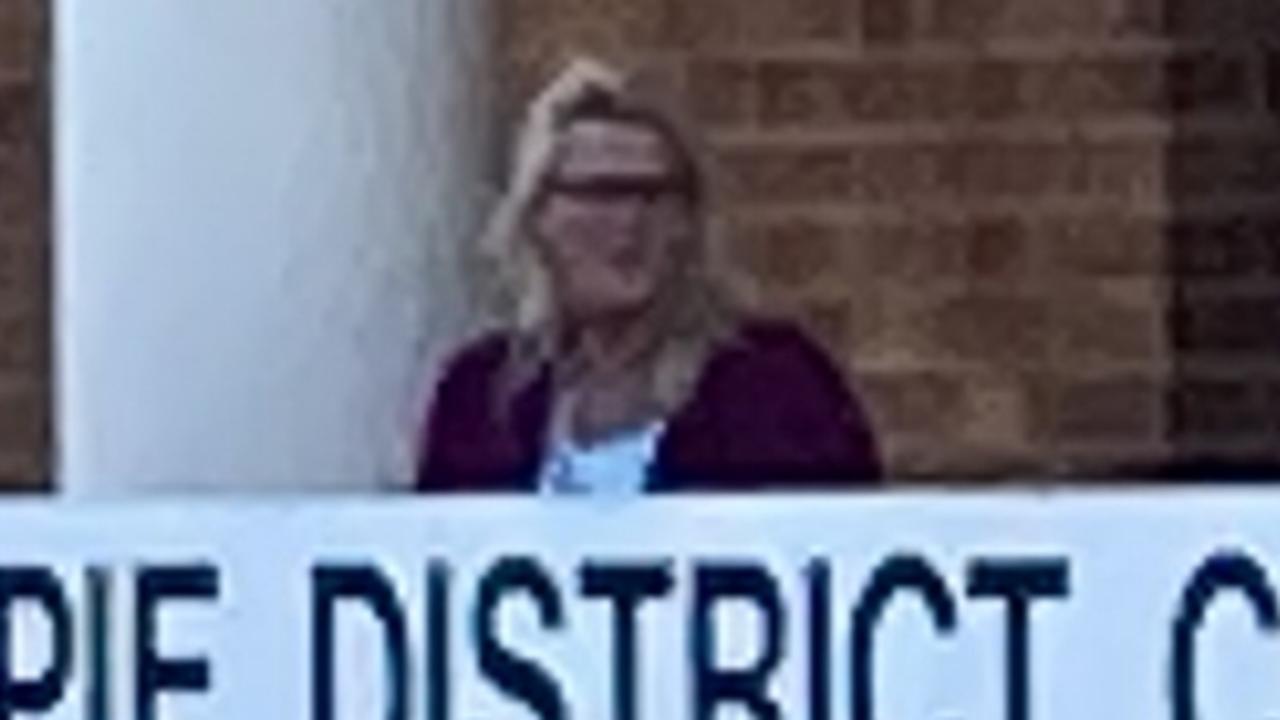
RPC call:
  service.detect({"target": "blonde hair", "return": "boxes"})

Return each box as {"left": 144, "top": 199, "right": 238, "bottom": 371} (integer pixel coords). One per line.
{"left": 476, "top": 65, "right": 737, "bottom": 417}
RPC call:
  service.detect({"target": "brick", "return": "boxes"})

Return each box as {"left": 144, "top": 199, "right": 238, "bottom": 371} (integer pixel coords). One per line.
{"left": 0, "top": 381, "right": 46, "bottom": 457}
{"left": 1169, "top": 53, "right": 1253, "bottom": 115}
{"left": 941, "top": 140, "right": 1157, "bottom": 201}
{"left": 948, "top": 141, "right": 1083, "bottom": 200}
{"left": 0, "top": 0, "right": 42, "bottom": 79}
{"left": 852, "top": 143, "right": 951, "bottom": 203}
{"left": 861, "top": 221, "right": 968, "bottom": 282}
{"left": 1164, "top": 0, "right": 1280, "bottom": 42}
{"left": 658, "top": 0, "right": 851, "bottom": 50}
{"left": 965, "top": 216, "right": 1031, "bottom": 277}
{"left": 927, "top": 0, "right": 1116, "bottom": 41}
{"left": 629, "top": 57, "right": 688, "bottom": 99}
{"left": 860, "top": 215, "right": 1029, "bottom": 282}
{"left": 494, "top": 53, "right": 546, "bottom": 121}
{"left": 0, "top": 82, "right": 38, "bottom": 148}
{"left": 1172, "top": 292, "right": 1280, "bottom": 357}
{"left": 0, "top": 0, "right": 47, "bottom": 491}
{"left": 791, "top": 295, "right": 855, "bottom": 363}
{"left": 1157, "top": 447, "right": 1280, "bottom": 480}
{"left": 926, "top": 0, "right": 1001, "bottom": 40}
{"left": 888, "top": 441, "right": 1043, "bottom": 480}
{"left": 758, "top": 61, "right": 852, "bottom": 128}
{"left": 958, "top": 374, "right": 1033, "bottom": 447}
{"left": 1169, "top": 378, "right": 1273, "bottom": 441}
{"left": 1267, "top": 51, "right": 1280, "bottom": 117}
{"left": 860, "top": 370, "right": 968, "bottom": 437}
{"left": 0, "top": 144, "right": 41, "bottom": 230}
{"left": 1168, "top": 215, "right": 1270, "bottom": 278}
{"left": 1115, "top": 0, "right": 1169, "bottom": 37}
{"left": 862, "top": 0, "right": 912, "bottom": 45}
{"left": 904, "top": 60, "right": 1021, "bottom": 122}
{"left": 715, "top": 144, "right": 854, "bottom": 203}
{"left": 966, "top": 60, "right": 1024, "bottom": 121}
{"left": 763, "top": 287, "right": 888, "bottom": 368}
{"left": 925, "top": 292, "right": 1050, "bottom": 365}
{"left": 1168, "top": 138, "right": 1280, "bottom": 197}
{"left": 1034, "top": 376, "right": 1164, "bottom": 443}
{"left": 0, "top": 310, "right": 46, "bottom": 372}
{"left": 497, "top": 0, "right": 667, "bottom": 56}
{"left": 1260, "top": 219, "right": 1280, "bottom": 275}
{"left": 0, "top": 451, "right": 46, "bottom": 491}
{"left": 726, "top": 216, "right": 847, "bottom": 289}
{"left": 0, "top": 238, "right": 20, "bottom": 298}
{"left": 497, "top": 2, "right": 559, "bottom": 60}
{"left": 1052, "top": 285, "right": 1165, "bottom": 364}
{"left": 0, "top": 238, "right": 45, "bottom": 311}
{"left": 908, "top": 61, "right": 1020, "bottom": 122}
{"left": 687, "top": 59, "right": 756, "bottom": 128}
{"left": 842, "top": 288, "right": 896, "bottom": 363}
{"left": 1076, "top": 140, "right": 1166, "bottom": 202}
{"left": 1265, "top": 381, "right": 1280, "bottom": 434}
{"left": 757, "top": 59, "right": 1022, "bottom": 128}
{"left": 1048, "top": 446, "right": 1174, "bottom": 481}
{"left": 1041, "top": 215, "right": 1163, "bottom": 276}
{"left": 858, "top": 288, "right": 952, "bottom": 367}
{"left": 1019, "top": 58, "right": 1166, "bottom": 120}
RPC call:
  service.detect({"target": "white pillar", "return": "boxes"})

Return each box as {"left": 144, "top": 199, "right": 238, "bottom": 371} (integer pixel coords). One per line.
{"left": 54, "top": 0, "right": 492, "bottom": 493}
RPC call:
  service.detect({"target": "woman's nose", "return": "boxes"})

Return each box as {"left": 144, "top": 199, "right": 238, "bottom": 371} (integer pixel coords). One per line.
{"left": 614, "top": 197, "right": 647, "bottom": 231}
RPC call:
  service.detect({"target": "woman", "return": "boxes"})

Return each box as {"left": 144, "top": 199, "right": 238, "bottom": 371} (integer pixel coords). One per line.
{"left": 417, "top": 60, "right": 881, "bottom": 493}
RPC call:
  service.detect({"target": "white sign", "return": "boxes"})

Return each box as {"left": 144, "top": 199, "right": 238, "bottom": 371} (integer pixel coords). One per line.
{"left": 1, "top": 494, "right": 1278, "bottom": 719}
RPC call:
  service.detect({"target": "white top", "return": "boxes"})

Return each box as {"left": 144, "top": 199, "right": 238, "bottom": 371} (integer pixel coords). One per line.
{"left": 537, "top": 420, "right": 666, "bottom": 496}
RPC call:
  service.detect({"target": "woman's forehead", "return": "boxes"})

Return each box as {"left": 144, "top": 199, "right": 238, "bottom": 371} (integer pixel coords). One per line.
{"left": 556, "top": 120, "right": 673, "bottom": 178}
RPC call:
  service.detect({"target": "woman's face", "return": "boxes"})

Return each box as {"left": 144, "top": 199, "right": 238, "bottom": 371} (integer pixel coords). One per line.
{"left": 531, "top": 118, "right": 694, "bottom": 324}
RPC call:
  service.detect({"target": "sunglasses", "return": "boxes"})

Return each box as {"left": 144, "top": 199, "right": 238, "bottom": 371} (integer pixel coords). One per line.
{"left": 544, "top": 175, "right": 693, "bottom": 204}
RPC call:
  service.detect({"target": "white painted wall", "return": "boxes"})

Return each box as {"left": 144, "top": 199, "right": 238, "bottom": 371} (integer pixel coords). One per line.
{"left": 54, "top": 0, "right": 492, "bottom": 493}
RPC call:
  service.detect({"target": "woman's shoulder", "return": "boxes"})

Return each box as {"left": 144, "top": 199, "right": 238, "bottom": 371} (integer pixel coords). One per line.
{"left": 697, "top": 315, "right": 865, "bottom": 419}
{"left": 668, "top": 316, "right": 882, "bottom": 486}
{"left": 432, "top": 327, "right": 554, "bottom": 412}
{"left": 423, "top": 331, "right": 509, "bottom": 420}
{"left": 439, "top": 330, "right": 513, "bottom": 381}
{"left": 710, "top": 317, "right": 844, "bottom": 382}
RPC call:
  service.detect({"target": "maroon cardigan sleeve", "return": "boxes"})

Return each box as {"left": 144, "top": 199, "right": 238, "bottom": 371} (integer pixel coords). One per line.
{"left": 417, "top": 322, "right": 883, "bottom": 492}
{"left": 416, "top": 334, "right": 539, "bottom": 492}
{"left": 658, "top": 322, "right": 883, "bottom": 489}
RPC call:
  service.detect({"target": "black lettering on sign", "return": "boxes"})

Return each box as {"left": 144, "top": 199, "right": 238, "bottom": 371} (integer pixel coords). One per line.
{"left": 691, "top": 561, "right": 786, "bottom": 720}
{"left": 851, "top": 554, "right": 957, "bottom": 720}
{"left": 312, "top": 564, "right": 408, "bottom": 720}
{"left": 135, "top": 564, "right": 219, "bottom": 720}
{"left": 0, "top": 567, "right": 72, "bottom": 720}
{"left": 967, "top": 558, "right": 1069, "bottom": 720}
{"left": 474, "top": 557, "right": 566, "bottom": 720}
{"left": 1171, "top": 551, "right": 1278, "bottom": 720}
{"left": 580, "top": 560, "right": 674, "bottom": 720}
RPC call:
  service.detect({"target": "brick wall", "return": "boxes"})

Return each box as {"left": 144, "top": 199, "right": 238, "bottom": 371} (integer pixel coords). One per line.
{"left": 495, "top": 0, "right": 1188, "bottom": 479}
{"left": 1164, "top": 0, "right": 1280, "bottom": 474}
{"left": 6, "top": 2, "right": 1268, "bottom": 487}
{"left": 0, "top": 0, "right": 50, "bottom": 490}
